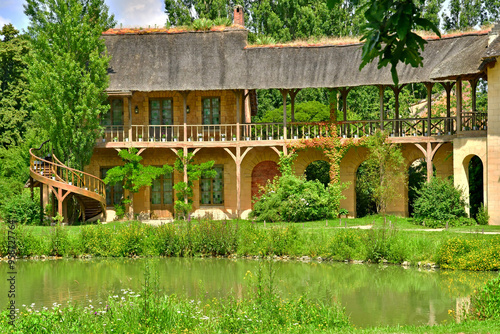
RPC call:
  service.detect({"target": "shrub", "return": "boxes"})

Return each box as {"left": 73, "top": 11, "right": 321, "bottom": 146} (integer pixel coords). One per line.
{"left": 0, "top": 189, "right": 40, "bottom": 224}
{"left": 476, "top": 204, "right": 490, "bottom": 225}
{"left": 470, "top": 275, "right": 500, "bottom": 320}
{"left": 251, "top": 174, "right": 344, "bottom": 222}
{"left": 413, "top": 177, "right": 467, "bottom": 221}
{"left": 192, "top": 18, "right": 213, "bottom": 31}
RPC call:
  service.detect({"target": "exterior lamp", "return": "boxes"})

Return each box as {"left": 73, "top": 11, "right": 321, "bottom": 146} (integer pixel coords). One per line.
{"left": 134, "top": 106, "right": 139, "bottom": 114}
{"left": 186, "top": 106, "right": 190, "bottom": 114}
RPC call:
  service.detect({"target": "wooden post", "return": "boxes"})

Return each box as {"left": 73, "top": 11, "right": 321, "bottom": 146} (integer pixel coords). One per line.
{"left": 40, "top": 184, "right": 43, "bottom": 225}
{"left": 234, "top": 90, "right": 242, "bottom": 141}
{"left": 390, "top": 85, "right": 405, "bottom": 136}
{"left": 289, "top": 89, "right": 300, "bottom": 123}
{"left": 183, "top": 147, "right": 188, "bottom": 204}
{"left": 236, "top": 146, "right": 241, "bottom": 217}
{"left": 469, "top": 78, "right": 479, "bottom": 129}
{"left": 425, "top": 83, "right": 434, "bottom": 136}
{"left": 379, "top": 85, "right": 385, "bottom": 130}
{"left": 181, "top": 91, "right": 190, "bottom": 141}
{"left": 280, "top": 89, "right": 289, "bottom": 139}
{"left": 128, "top": 96, "right": 133, "bottom": 140}
{"left": 441, "top": 82, "right": 455, "bottom": 134}
{"left": 456, "top": 77, "right": 462, "bottom": 131}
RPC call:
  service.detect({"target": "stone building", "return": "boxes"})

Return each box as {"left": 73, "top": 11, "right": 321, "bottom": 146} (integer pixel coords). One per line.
{"left": 29, "top": 10, "right": 500, "bottom": 224}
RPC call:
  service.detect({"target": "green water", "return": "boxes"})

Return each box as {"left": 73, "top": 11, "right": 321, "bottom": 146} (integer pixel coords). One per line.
{"left": 0, "top": 258, "right": 496, "bottom": 327}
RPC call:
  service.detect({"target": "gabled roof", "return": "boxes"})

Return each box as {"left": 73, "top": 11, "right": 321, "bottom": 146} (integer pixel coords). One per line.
{"left": 104, "top": 29, "right": 490, "bottom": 92}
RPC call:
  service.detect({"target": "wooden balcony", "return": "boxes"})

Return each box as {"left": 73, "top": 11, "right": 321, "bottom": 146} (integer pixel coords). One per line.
{"left": 96, "top": 114, "right": 487, "bottom": 147}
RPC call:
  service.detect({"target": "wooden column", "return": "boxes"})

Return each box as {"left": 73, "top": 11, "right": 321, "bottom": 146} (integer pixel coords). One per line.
{"left": 415, "top": 142, "right": 443, "bottom": 183}
{"left": 233, "top": 90, "right": 242, "bottom": 141}
{"left": 469, "top": 77, "right": 479, "bottom": 129}
{"left": 390, "top": 85, "right": 405, "bottom": 136}
{"left": 456, "top": 77, "right": 462, "bottom": 131}
{"left": 280, "top": 89, "right": 289, "bottom": 139}
{"left": 441, "top": 82, "right": 455, "bottom": 134}
{"left": 180, "top": 91, "right": 190, "bottom": 141}
{"left": 224, "top": 147, "right": 253, "bottom": 218}
{"left": 40, "top": 184, "right": 43, "bottom": 225}
{"left": 338, "top": 87, "right": 351, "bottom": 135}
{"left": 470, "top": 78, "right": 478, "bottom": 112}
{"left": 183, "top": 147, "right": 188, "bottom": 204}
{"left": 379, "top": 85, "right": 385, "bottom": 130}
{"left": 289, "top": 89, "right": 301, "bottom": 122}
{"left": 128, "top": 97, "right": 133, "bottom": 140}
{"left": 425, "top": 82, "right": 434, "bottom": 136}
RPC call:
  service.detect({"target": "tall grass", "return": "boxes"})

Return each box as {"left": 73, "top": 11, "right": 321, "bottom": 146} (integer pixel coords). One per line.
{"left": 2, "top": 220, "right": 500, "bottom": 270}
{"left": 0, "top": 260, "right": 350, "bottom": 333}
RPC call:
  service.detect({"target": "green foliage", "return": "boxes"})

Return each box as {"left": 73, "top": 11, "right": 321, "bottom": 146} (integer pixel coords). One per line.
{"left": 24, "top": 0, "right": 115, "bottom": 169}
{"left": 355, "top": 162, "right": 377, "bottom": 217}
{"left": 251, "top": 174, "right": 345, "bottom": 222}
{"left": 0, "top": 263, "right": 350, "bottom": 333}
{"left": 444, "top": 0, "right": 500, "bottom": 31}
{"left": 0, "top": 24, "right": 31, "bottom": 149}
{"left": 254, "top": 35, "right": 276, "bottom": 45}
{"left": 407, "top": 159, "right": 427, "bottom": 216}
{"left": 470, "top": 275, "right": 500, "bottom": 321}
{"left": 173, "top": 151, "right": 216, "bottom": 219}
{"left": 305, "top": 160, "right": 330, "bottom": 187}
{"left": 104, "top": 148, "right": 172, "bottom": 217}
{"left": 413, "top": 177, "right": 467, "bottom": 221}
{"left": 438, "top": 237, "right": 500, "bottom": 271}
{"left": 192, "top": 18, "right": 213, "bottom": 30}
{"left": 0, "top": 189, "right": 40, "bottom": 224}
{"left": 361, "top": 131, "right": 406, "bottom": 214}
{"left": 476, "top": 204, "right": 490, "bottom": 226}
{"left": 420, "top": 216, "right": 476, "bottom": 228}
{"left": 258, "top": 100, "right": 331, "bottom": 123}
{"left": 49, "top": 222, "right": 69, "bottom": 256}
{"left": 468, "top": 155, "right": 484, "bottom": 219}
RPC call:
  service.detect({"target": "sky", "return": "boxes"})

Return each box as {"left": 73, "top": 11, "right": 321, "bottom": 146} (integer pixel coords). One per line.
{"left": 0, "top": 0, "right": 167, "bottom": 32}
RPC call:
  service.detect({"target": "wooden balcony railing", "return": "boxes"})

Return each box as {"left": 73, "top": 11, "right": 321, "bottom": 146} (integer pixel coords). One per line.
{"left": 99, "top": 114, "right": 486, "bottom": 144}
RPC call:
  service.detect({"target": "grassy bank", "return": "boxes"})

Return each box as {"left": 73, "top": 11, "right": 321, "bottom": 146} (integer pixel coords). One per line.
{"left": 2, "top": 218, "right": 500, "bottom": 270}
{"left": 2, "top": 261, "right": 499, "bottom": 334}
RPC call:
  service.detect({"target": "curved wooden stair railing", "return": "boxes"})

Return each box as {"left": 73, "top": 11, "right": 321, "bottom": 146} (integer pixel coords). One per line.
{"left": 29, "top": 142, "right": 106, "bottom": 222}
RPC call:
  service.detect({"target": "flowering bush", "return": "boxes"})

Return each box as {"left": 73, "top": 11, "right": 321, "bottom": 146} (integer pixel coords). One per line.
{"left": 251, "top": 174, "right": 345, "bottom": 222}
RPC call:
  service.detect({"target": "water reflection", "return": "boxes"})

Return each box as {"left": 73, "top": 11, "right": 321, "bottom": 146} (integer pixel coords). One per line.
{"left": 0, "top": 258, "right": 495, "bottom": 327}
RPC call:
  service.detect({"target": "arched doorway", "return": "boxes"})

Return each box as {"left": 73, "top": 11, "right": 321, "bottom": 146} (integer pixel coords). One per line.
{"left": 251, "top": 161, "right": 281, "bottom": 207}
{"left": 355, "top": 161, "right": 377, "bottom": 218}
{"left": 407, "top": 159, "right": 435, "bottom": 217}
{"left": 468, "top": 155, "right": 483, "bottom": 219}
{"left": 305, "top": 160, "right": 330, "bottom": 186}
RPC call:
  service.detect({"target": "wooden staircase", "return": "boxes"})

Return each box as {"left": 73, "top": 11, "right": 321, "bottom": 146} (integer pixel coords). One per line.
{"left": 29, "top": 142, "right": 106, "bottom": 222}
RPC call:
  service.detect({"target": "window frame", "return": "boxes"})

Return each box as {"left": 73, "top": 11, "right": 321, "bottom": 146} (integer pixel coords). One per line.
{"left": 149, "top": 98, "right": 174, "bottom": 126}
{"left": 150, "top": 168, "right": 174, "bottom": 209}
{"left": 201, "top": 97, "right": 221, "bottom": 125}
{"left": 200, "top": 165, "right": 224, "bottom": 206}
{"left": 101, "top": 99, "right": 124, "bottom": 127}
{"left": 100, "top": 167, "right": 123, "bottom": 207}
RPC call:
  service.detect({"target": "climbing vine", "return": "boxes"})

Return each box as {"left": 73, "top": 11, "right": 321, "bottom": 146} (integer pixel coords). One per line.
{"left": 288, "top": 123, "right": 364, "bottom": 183}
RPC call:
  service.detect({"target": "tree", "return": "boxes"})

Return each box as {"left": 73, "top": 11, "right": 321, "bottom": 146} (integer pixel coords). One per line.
{"left": 103, "top": 148, "right": 172, "bottom": 218}
{"left": 443, "top": 0, "right": 500, "bottom": 31}
{"left": 173, "top": 151, "right": 217, "bottom": 219}
{"left": 24, "top": 0, "right": 115, "bottom": 170}
{"left": 362, "top": 131, "right": 406, "bottom": 214}
{"left": 0, "top": 24, "right": 31, "bottom": 149}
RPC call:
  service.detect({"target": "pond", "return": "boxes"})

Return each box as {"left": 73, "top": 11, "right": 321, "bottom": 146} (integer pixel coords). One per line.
{"left": 0, "top": 258, "right": 496, "bottom": 328}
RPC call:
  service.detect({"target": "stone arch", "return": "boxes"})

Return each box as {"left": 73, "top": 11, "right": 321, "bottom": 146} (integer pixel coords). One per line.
{"left": 453, "top": 137, "right": 487, "bottom": 216}
{"left": 338, "top": 146, "right": 369, "bottom": 217}
{"left": 251, "top": 161, "right": 281, "bottom": 207}
{"left": 466, "top": 155, "right": 484, "bottom": 218}
{"left": 294, "top": 149, "right": 328, "bottom": 177}
{"left": 305, "top": 160, "right": 331, "bottom": 186}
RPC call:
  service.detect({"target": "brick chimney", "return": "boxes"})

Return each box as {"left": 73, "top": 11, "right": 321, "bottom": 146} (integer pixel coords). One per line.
{"left": 490, "top": 22, "right": 500, "bottom": 45}
{"left": 233, "top": 5, "right": 244, "bottom": 26}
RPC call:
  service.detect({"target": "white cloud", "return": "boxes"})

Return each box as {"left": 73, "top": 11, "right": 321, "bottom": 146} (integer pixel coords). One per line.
{"left": 0, "top": 15, "right": 12, "bottom": 27}
{"left": 106, "top": 0, "right": 167, "bottom": 28}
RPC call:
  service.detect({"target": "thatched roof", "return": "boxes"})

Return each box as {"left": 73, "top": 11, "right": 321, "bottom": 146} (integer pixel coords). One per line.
{"left": 104, "top": 29, "right": 490, "bottom": 92}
